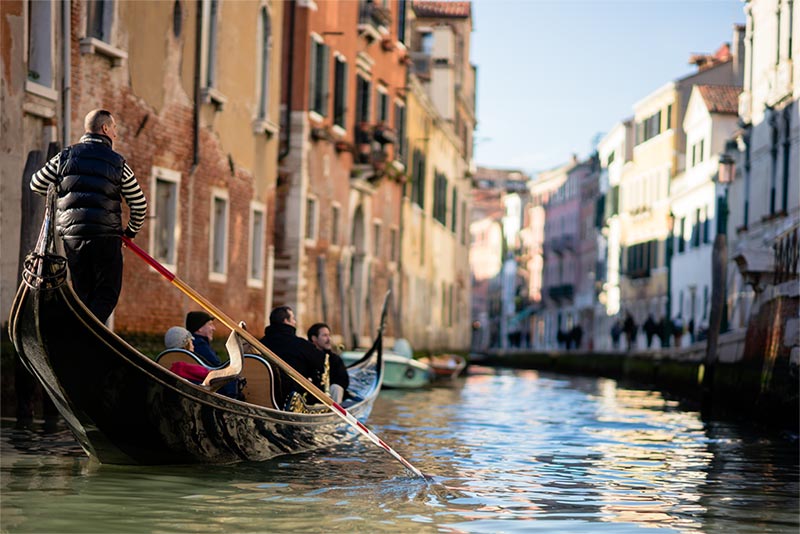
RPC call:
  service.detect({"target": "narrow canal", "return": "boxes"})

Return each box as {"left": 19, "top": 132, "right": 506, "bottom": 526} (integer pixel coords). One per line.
{"left": 2, "top": 367, "right": 797, "bottom": 533}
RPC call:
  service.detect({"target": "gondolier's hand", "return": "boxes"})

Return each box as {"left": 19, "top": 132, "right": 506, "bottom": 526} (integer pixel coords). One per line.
{"left": 123, "top": 228, "right": 136, "bottom": 247}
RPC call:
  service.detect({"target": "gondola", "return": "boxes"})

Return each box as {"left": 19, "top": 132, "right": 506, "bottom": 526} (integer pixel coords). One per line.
{"left": 8, "top": 189, "right": 385, "bottom": 466}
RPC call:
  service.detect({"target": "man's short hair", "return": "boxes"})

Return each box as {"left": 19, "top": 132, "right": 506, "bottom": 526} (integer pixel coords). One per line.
{"left": 84, "top": 109, "right": 113, "bottom": 134}
{"left": 269, "top": 306, "right": 293, "bottom": 326}
{"left": 307, "top": 322, "right": 330, "bottom": 340}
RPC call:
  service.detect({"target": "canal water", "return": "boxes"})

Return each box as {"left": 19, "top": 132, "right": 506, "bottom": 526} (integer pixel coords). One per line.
{"left": 1, "top": 367, "right": 797, "bottom": 533}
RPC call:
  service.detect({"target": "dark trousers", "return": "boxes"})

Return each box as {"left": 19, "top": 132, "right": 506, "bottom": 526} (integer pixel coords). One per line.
{"left": 63, "top": 236, "right": 123, "bottom": 324}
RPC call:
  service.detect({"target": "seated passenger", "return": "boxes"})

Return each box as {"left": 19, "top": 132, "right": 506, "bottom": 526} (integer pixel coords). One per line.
{"left": 259, "top": 306, "right": 327, "bottom": 409}
{"left": 307, "top": 322, "right": 349, "bottom": 403}
{"left": 163, "top": 326, "right": 209, "bottom": 383}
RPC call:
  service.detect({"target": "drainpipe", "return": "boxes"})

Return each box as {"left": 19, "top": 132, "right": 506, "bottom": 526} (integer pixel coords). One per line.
{"left": 186, "top": 0, "right": 203, "bottom": 295}
{"left": 278, "top": 0, "right": 296, "bottom": 161}
{"left": 62, "top": 0, "right": 71, "bottom": 145}
{"left": 191, "top": 1, "right": 202, "bottom": 171}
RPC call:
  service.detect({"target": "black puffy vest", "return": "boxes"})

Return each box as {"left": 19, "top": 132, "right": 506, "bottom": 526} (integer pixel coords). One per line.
{"left": 56, "top": 141, "right": 126, "bottom": 238}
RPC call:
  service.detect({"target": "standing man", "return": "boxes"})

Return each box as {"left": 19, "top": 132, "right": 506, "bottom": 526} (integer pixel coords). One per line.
{"left": 260, "top": 306, "right": 327, "bottom": 408}
{"left": 30, "top": 109, "right": 147, "bottom": 324}
{"left": 307, "top": 322, "right": 349, "bottom": 402}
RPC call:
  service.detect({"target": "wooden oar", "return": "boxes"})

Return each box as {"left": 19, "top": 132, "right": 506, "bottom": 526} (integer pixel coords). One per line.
{"left": 122, "top": 236, "right": 428, "bottom": 480}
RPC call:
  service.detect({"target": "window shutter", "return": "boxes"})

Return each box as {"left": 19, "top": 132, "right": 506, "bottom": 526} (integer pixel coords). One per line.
{"left": 309, "top": 39, "right": 317, "bottom": 112}
{"left": 321, "top": 44, "right": 330, "bottom": 117}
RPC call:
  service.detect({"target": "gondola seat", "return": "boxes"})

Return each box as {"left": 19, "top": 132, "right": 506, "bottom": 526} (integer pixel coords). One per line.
{"left": 239, "top": 354, "right": 282, "bottom": 409}
{"left": 155, "top": 350, "right": 281, "bottom": 409}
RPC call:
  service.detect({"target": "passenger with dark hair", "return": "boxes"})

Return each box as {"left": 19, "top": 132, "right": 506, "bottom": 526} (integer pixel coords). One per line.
{"left": 260, "top": 306, "right": 327, "bottom": 408}
{"left": 307, "top": 322, "right": 349, "bottom": 402}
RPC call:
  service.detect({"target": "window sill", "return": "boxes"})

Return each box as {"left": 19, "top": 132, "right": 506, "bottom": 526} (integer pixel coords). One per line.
{"left": 308, "top": 110, "right": 324, "bottom": 124}
{"left": 25, "top": 80, "right": 58, "bottom": 101}
{"left": 253, "top": 118, "right": 279, "bottom": 137}
{"left": 79, "top": 37, "right": 127, "bottom": 66}
{"left": 247, "top": 277, "right": 265, "bottom": 289}
{"left": 201, "top": 87, "right": 227, "bottom": 111}
{"left": 209, "top": 272, "right": 227, "bottom": 284}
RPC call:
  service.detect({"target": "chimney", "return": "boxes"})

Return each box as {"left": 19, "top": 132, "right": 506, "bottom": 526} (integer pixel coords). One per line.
{"left": 732, "top": 23, "right": 746, "bottom": 85}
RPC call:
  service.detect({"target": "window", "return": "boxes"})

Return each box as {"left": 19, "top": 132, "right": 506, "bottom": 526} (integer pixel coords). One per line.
{"left": 28, "top": 0, "right": 53, "bottom": 87}
{"left": 331, "top": 204, "right": 341, "bottom": 245}
{"left": 150, "top": 167, "right": 181, "bottom": 268}
{"left": 394, "top": 101, "right": 406, "bottom": 161}
{"left": 249, "top": 203, "right": 266, "bottom": 284}
{"left": 420, "top": 31, "right": 433, "bottom": 54}
{"left": 376, "top": 86, "right": 389, "bottom": 123}
{"left": 257, "top": 7, "right": 272, "bottom": 120}
{"left": 451, "top": 187, "right": 457, "bottom": 232}
{"left": 635, "top": 109, "right": 662, "bottom": 145}
{"left": 355, "top": 74, "right": 371, "bottom": 125}
{"left": 86, "top": 0, "right": 113, "bottom": 42}
{"left": 666, "top": 104, "right": 673, "bottom": 130}
{"left": 210, "top": 190, "right": 228, "bottom": 278}
{"left": 373, "top": 221, "right": 382, "bottom": 256}
{"left": 389, "top": 227, "right": 398, "bottom": 262}
{"left": 333, "top": 55, "right": 348, "bottom": 128}
{"left": 309, "top": 37, "right": 330, "bottom": 117}
{"left": 411, "top": 149, "right": 425, "bottom": 207}
{"left": 397, "top": 0, "right": 407, "bottom": 44}
{"left": 433, "top": 171, "right": 448, "bottom": 225}
{"left": 202, "top": 0, "right": 220, "bottom": 89}
{"left": 305, "top": 197, "right": 318, "bottom": 241}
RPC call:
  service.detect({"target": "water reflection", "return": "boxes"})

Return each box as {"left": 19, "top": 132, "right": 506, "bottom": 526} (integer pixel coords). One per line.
{"left": 2, "top": 368, "right": 797, "bottom": 533}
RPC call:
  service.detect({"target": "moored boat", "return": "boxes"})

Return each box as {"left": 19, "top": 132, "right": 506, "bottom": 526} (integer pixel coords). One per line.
{"left": 8, "top": 191, "right": 384, "bottom": 465}
{"left": 418, "top": 353, "right": 467, "bottom": 380}
{"left": 340, "top": 349, "right": 433, "bottom": 389}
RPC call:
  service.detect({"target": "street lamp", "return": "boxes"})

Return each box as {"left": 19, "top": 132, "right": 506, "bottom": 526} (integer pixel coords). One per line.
{"left": 703, "top": 152, "right": 735, "bottom": 392}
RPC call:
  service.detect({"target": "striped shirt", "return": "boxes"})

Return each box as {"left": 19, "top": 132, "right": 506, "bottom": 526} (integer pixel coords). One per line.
{"left": 30, "top": 134, "right": 148, "bottom": 236}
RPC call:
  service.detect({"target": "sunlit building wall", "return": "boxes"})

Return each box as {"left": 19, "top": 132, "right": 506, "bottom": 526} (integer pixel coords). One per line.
{"left": 671, "top": 84, "right": 741, "bottom": 345}
{"left": 619, "top": 38, "right": 743, "bottom": 349}
{"left": 727, "top": 0, "right": 799, "bottom": 324}
{"left": 596, "top": 119, "right": 633, "bottom": 349}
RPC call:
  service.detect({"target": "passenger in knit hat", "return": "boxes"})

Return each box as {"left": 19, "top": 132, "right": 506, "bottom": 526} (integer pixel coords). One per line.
{"left": 186, "top": 311, "right": 214, "bottom": 335}
{"left": 164, "top": 326, "right": 194, "bottom": 350}
{"left": 185, "top": 311, "right": 221, "bottom": 367}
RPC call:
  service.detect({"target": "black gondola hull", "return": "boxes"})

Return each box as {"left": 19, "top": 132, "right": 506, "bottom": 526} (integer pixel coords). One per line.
{"left": 9, "top": 216, "right": 382, "bottom": 465}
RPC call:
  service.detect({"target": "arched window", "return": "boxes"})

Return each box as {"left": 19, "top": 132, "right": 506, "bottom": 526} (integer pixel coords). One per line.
{"left": 257, "top": 6, "right": 272, "bottom": 119}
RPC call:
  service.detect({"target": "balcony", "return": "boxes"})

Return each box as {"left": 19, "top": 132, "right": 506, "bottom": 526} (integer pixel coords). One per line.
{"left": 358, "top": 2, "right": 391, "bottom": 42}
{"left": 410, "top": 52, "right": 431, "bottom": 80}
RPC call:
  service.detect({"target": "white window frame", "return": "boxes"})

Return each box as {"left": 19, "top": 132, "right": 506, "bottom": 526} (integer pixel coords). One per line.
{"left": 304, "top": 196, "right": 319, "bottom": 244}
{"left": 148, "top": 166, "right": 182, "bottom": 272}
{"left": 248, "top": 201, "right": 267, "bottom": 288}
{"left": 26, "top": 0, "right": 55, "bottom": 91}
{"left": 79, "top": 0, "right": 127, "bottom": 66}
{"left": 199, "top": 0, "right": 226, "bottom": 109}
{"left": 209, "top": 187, "right": 229, "bottom": 282}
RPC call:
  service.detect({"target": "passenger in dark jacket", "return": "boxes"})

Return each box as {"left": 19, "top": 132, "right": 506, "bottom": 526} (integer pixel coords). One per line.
{"left": 260, "top": 306, "right": 327, "bottom": 408}
{"left": 307, "top": 322, "right": 349, "bottom": 402}
{"left": 30, "top": 109, "right": 147, "bottom": 324}
{"left": 184, "top": 310, "right": 240, "bottom": 398}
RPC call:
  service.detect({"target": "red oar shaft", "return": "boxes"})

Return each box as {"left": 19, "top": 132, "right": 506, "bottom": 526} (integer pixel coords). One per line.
{"left": 123, "top": 237, "right": 427, "bottom": 479}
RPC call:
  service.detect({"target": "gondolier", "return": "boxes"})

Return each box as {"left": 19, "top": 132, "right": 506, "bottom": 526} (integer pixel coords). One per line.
{"left": 30, "top": 109, "right": 147, "bottom": 324}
